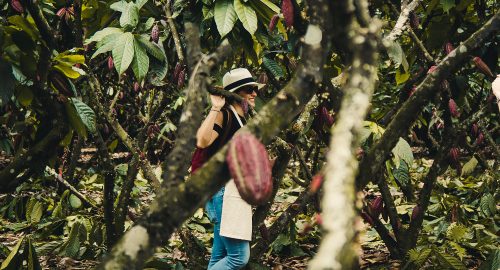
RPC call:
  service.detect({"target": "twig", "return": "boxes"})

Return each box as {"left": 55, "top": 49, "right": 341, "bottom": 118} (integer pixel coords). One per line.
{"left": 164, "top": 0, "right": 184, "bottom": 63}
{"left": 54, "top": 174, "right": 97, "bottom": 208}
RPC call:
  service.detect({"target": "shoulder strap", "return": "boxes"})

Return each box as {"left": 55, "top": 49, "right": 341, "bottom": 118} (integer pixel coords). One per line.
{"left": 229, "top": 105, "right": 244, "bottom": 127}
{"left": 217, "top": 108, "right": 233, "bottom": 148}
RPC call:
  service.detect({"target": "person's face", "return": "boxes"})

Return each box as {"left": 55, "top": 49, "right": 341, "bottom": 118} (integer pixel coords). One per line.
{"left": 237, "top": 86, "right": 258, "bottom": 108}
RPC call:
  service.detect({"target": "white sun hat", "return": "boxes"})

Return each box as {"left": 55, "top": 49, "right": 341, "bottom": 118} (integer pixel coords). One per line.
{"left": 222, "top": 68, "right": 265, "bottom": 92}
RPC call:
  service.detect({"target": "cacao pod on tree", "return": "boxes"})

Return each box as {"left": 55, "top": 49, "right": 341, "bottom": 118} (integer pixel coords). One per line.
{"left": 369, "top": 196, "right": 384, "bottom": 218}
{"left": 411, "top": 205, "right": 421, "bottom": 221}
{"left": 444, "top": 42, "right": 454, "bottom": 55}
{"left": 449, "top": 147, "right": 459, "bottom": 163}
{"left": 133, "top": 82, "right": 140, "bottom": 92}
{"left": 177, "top": 68, "right": 185, "bottom": 88}
{"left": 472, "top": 56, "right": 494, "bottom": 78}
{"left": 309, "top": 174, "right": 323, "bottom": 194}
{"left": 107, "top": 56, "right": 114, "bottom": 71}
{"left": 257, "top": 72, "right": 268, "bottom": 85}
{"left": 448, "top": 99, "right": 460, "bottom": 118}
{"left": 427, "top": 65, "right": 438, "bottom": 74}
{"left": 471, "top": 123, "right": 479, "bottom": 137}
{"left": 269, "top": 14, "right": 279, "bottom": 31}
{"left": 409, "top": 12, "right": 419, "bottom": 29}
{"left": 226, "top": 132, "right": 273, "bottom": 205}
{"left": 10, "top": 0, "right": 23, "bottom": 13}
{"left": 151, "top": 24, "right": 159, "bottom": 43}
{"left": 281, "top": 0, "right": 294, "bottom": 28}
{"left": 475, "top": 132, "right": 484, "bottom": 145}
{"left": 172, "top": 62, "right": 182, "bottom": 82}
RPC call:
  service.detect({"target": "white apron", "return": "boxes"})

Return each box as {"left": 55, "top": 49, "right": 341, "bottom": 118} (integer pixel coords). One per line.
{"left": 219, "top": 106, "right": 253, "bottom": 241}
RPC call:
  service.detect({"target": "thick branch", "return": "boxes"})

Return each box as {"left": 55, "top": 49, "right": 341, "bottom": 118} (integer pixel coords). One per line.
{"left": 357, "top": 12, "right": 500, "bottom": 190}
{"left": 164, "top": 0, "right": 184, "bottom": 63}
{"left": 384, "top": 0, "right": 421, "bottom": 42}
{"left": 308, "top": 0, "right": 380, "bottom": 268}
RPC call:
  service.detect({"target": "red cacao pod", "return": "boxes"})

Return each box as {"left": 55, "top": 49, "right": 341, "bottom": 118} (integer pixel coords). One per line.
{"left": 269, "top": 14, "right": 279, "bottom": 31}
{"left": 57, "top": 8, "right": 66, "bottom": 18}
{"left": 475, "top": 132, "right": 484, "bottom": 145}
{"left": 11, "top": 0, "right": 23, "bottom": 13}
{"left": 177, "top": 68, "right": 185, "bottom": 88}
{"left": 444, "top": 42, "right": 454, "bottom": 55}
{"left": 133, "top": 82, "right": 140, "bottom": 92}
{"left": 281, "top": 0, "right": 294, "bottom": 28}
{"left": 370, "top": 196, "right": 384, "bottom": 218}
{"left": 309, "top": 174, "right": 323, "bottom": 194}
{"left": 473, "top": 57, "right": 494, "bottom": 78}
{"left": 427, "top": 65, "right": 438, "bottom": 74}
{"left": 449, "top": 147, "right": 459, "bottom": 163}
{"left": 151, "top": 24, "right": 159, "bottom": 43}
{"left": 411, "top": 205, "right": 421, "bottom": 221}
{"left": 448, "top": 99, "right": 460, "bottom": 118}
{"left": 409, "top": 12, "right": 419, "bottom": 29}
{"left": 226, "top": 132, "right": 273, "bottom": 205}
{"left": 471, "top": 123, "right": 479, "bottom": 137}
{"left": 314, "top": 213, "right": 322, "bottom": 225}
{"left": 107, "top": 56, "right": 114, "bottom": 71}
{"left": 320, "top": 106, "right": 333, "bottom": 127}
{"left": 172, "top": 62, "right": 182, "bottom": 82}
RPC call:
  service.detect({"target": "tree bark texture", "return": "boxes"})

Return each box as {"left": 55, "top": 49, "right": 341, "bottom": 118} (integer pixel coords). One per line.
{"left": 308, "top": 0, "right": 381, "bottom": 267}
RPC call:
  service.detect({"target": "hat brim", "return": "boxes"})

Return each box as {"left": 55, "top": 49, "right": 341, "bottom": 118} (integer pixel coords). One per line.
{"left": 229, "top": 82, "right": 266, "bottom": 93}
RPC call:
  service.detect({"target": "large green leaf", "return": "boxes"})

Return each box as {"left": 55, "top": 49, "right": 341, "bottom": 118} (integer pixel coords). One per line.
{"left": 461, "top": 157, "right": 478, "bottom": 176}
{"left": 262, "top": 57, "right": 284, "bottom": 79}
{"left": 479, "top": 249, "right": 500, "bottom": 270}
{"left": 112, "top": 32, "right": 135, "bottom": 76}
{"left": 69, "top": 194, "right": 82, "bottom": 209}
{"left": 64, "top": 222, "right": 81, "bottom": 258}
{"left": 214, "top": 0, "right": 238, "bottom": 37}
{"left": 30, "top": 201, "right": 43, "bottom": 224}
{"left": 234, "top": 0, "right": 258, "bottom": 35}
{"left": 65, "top": 102, "right": 87, "bottom": 138}
{"left": 147, "top": 56, "right": 168, "bottom": 86}
{"left": 407, "top": 247, "right": 432, "bottom": 266}
{"left": 393, "top": 160, "right": 410, "bottom": 187}
{"left": 71, "top": 98, "right": 97, "bottom": 134}
{"left": 392, "top": 137, "right": 413, "bottom": 168}
{"left": 131, "top": 39, "right": 149, "bottom": 82}
{"left": 26, "top": 238, "right": 42, "bottom": 270}
{"left": 84, "top": 27, "right": 123, "bottom": 45}
{"left": 120, "top": 2, "right": 139, "bottom": 28}
{"left": 480, "top": 193, "right": 495, "bottom": 217}
{"left": 110, "top": 0, "right": 128, "bottom": 12}
{"left": 136, "top": 35, "right": 165, "bottom": 61}
{"left": 386, "top": 40, "right": 409, "bottom": 72}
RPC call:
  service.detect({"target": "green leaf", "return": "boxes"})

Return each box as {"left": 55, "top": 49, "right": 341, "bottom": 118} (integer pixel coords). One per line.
{"left": 84, "top": 27, "right": 123, "bottom": 45}
{"left": 395, "top": 69, "right": 410, "bottom": 85}
{"left": 16, "top": 86, "right": 34, "bottom": 107}
{"left": 65, "top": 102, "right": 87, "bottom": 138}
{"left": 392, "top": 137, "right": 413, "bottom": 167}
{"left": 447, "top": 241, "right": 466, "bottom": 260}
{"left": 26, "top": 238, "right": 42, "bottom": 270}
{"left": 440, "top": 0, "right": 455, "bottom": 13}
{"left": 446, "top": 223, "right": 471, "bottom": 242}
{"left": 30, "top": 201, "right": 43, "bottom": 224}
{"left": 131, "top": 38, "right": 149, "bottom": 82}
{"left": 262, "top": 57, "right": 284, "bottom": 79}
{"left": 69, "top": 194, "right": 82, "bottom": 209}
{"left": 234, "top": 0, "right": 258, "bottom": 35}
{"left": 214, "top": 0, "right": 238, "bottom": 37}
{"left": 480, "top": 193, "right": 495, "bottom": 217}
{"left": 0, "top": 60, "right": 15, "bottom": 106}
{"left": 71, "top": 98, "right": 97, "bottom": 134}
{"left": 135, "top": 0, "right": 149, "bottom": 9}
{"left": 461, "top": 157, "right": 478, "bottom": 176}
{"left": 147, "top": 56, "right": 168, "bottom": 86}
{"left": 435, "top": 250, "right": 466, "bottom": 270}
{"left": 112, "top": 32, "right": 135, "bottom": 76}
{"left": 407, "top": 247, "right": 431, "bottom": 266}
{"left": 64, "top": 222, "right": 81, "bottom": 258}
{"left": 387, "top": 41, "right": 409, "bottom": 71}
{"left": 91, "top": 33, "right": 121, "bottom": 59}
{"left": 110, "top": 0, "right": 128, "bottom": 12}
{"left": 0, "top": 236, "right": 24, "bottom": 270}
{"left": 120, "top": 2, "right": 140, "bottom": 28}
{"left": 259, "top": 0, "right": 280, "bottom": 13}
{"left": 479, "top": 249, "right": 500, "bottom": 270}
{"left": 393, "top": 160, "right": 411, "bottom": 186}
{"left": 7, "top": 16, "right": 39, "bottom": 41}
{"left": 136, "top": 35, "right": 165, "bottom": 61}
{"left": 270, "top": 234, "right": 291, "bottom": 253}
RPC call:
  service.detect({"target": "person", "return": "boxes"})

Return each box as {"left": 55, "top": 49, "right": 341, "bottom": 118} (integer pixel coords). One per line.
{"left": 196, "top": 68, "right": 264, "bottom": 270}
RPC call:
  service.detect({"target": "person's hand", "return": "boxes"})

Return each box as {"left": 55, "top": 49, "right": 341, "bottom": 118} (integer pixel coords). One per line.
{"left": 210, "top": 95, "right": 225, "bottom": 110}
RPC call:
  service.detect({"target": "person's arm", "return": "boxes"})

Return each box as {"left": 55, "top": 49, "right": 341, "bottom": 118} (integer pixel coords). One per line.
{"left": 196, "top": 95, "right": 225, "bottom": 148}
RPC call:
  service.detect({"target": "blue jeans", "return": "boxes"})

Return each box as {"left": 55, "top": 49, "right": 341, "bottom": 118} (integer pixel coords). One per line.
{"left": 205, "top": 187, "right": 250, "bottom": 270}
